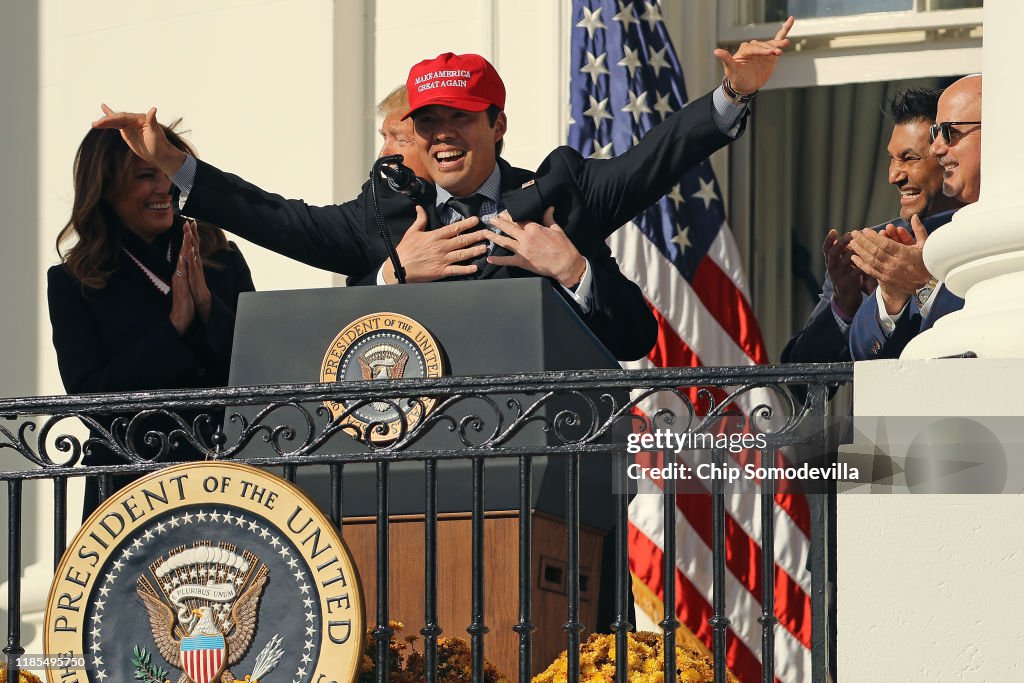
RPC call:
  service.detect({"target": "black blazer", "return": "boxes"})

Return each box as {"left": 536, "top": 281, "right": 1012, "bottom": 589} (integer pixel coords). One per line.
{"left": 47, "top": 231, "right": 254, "bottom": 451}
{"left": 502, "top": 90, "right": 740, "bottom": 242}
{"left": 48, "top": 228, "right": 254, "bottom": 516}
{"left": 348, "top": 156, "right": 664, "bottom": 361}
{"left": 48, "top": 243, "right": 253, "bottom": 395}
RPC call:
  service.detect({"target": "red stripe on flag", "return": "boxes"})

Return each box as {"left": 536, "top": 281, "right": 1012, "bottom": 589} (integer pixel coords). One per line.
{"left": 691, "top": 257, "right": 768, "bottom": 364}
{"left": 714, "top": 434, "right": 812, "bottom": 539}
{"left": 647, "top": 302, "right": 702, "bottom": 369}
{"left": 646, "top": 305, "right": 813, "bottom": 537}
{"left": 633, "top": 448, "right": 813, "bottom": 649}
{"left": 630, "top": 521, "right": 765, "bottom": 683}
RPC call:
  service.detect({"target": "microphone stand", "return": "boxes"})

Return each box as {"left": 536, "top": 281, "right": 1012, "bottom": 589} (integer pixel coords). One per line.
{"left": 369, "top": 154, "right": 408, "bottom": 284}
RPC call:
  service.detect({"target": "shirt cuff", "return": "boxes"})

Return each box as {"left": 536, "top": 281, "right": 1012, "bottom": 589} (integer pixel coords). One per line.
{"left": 170, "top": 153, "right": 197, "bottom": 210}
{"left": 560, "top": 258, "right": 594, "bottom": 314}
{"left": 830, "top": 298, "right": 852, "bottom": 335}
{"left": 875, "top": 287, "right": 907, "bottom": 337}
{"left": 376, "top": 262, "right": 388, "bottom": 285}
{"left": 711, "top": 85, "right": 746, "bottom": 138}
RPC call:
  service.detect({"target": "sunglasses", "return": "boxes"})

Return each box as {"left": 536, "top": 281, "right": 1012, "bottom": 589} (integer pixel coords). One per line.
{"left": 929, "top": 121, "right": 981, "bottom": 145}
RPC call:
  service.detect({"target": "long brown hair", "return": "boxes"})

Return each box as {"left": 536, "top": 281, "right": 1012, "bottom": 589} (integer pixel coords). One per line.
{"left": 56, "top": 121, "right": 229, "bottom": 289}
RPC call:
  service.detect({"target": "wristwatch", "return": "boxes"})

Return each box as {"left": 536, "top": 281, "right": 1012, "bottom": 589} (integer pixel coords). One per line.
{"left": 722, "top": 77, "right": 756, "bottom": 105}
{"left": 914, "top": 277, "right": 938, "bottom": 307}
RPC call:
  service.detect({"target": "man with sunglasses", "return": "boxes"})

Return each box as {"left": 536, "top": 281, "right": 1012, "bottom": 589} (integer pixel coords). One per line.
{"left": 782, "top": 88, "right": 961, "bottom": 364}
{"left": 848, "top": 75, "right": 981, "bottom": 360}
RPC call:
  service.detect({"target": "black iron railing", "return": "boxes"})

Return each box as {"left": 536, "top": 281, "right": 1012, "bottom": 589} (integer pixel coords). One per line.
{"left": 0, "top": 364, "right": 851, "bottom": 683}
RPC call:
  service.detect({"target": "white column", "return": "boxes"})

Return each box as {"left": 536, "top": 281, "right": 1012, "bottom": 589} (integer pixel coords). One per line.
{"left": 840, "top": 359, "right": 1024, "bottom": 680}
{"left": 902, "top": 1, "right": 1024, "bottom": 359}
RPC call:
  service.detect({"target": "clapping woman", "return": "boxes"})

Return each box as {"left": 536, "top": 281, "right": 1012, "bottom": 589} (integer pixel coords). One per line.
{"left": 47, "top": 123, "right": 255, "bottom": 516}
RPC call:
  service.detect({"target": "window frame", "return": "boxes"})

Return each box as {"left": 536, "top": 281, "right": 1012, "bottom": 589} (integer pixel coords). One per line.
{"left": 717, "top": 3, "right": 982, "bottom": 44}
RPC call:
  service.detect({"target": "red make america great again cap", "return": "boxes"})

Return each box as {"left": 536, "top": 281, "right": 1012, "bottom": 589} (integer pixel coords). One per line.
{"left": 402, "top": 52, "right": 506, "bottom": 120}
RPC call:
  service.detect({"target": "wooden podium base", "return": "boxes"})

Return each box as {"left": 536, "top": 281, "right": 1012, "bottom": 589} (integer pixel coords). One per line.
{"left": 342, "top": 510, "right": 605, "bottom": 679}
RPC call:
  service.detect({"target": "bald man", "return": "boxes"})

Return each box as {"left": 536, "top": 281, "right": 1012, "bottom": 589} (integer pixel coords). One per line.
{"left": 848, "top": 75, "right": 981, "bottom": 360}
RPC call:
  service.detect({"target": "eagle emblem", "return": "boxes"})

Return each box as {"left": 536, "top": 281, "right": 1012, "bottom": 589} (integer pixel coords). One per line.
{"left": 357, "top": 343, "right": 409, "bottom": 381}
{"left": 137, "top": 542, "right": 283, "bottom": 683}
{"left": 358, "top": 343, "right": 410, "bottom": 413}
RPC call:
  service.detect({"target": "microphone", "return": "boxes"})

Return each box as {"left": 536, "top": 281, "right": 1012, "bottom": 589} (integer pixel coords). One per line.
{"left": 377, "top": 155, "right": 429, "bottom": 201}
{"left": 369, "top": 156, "right": 410, "bottom": 284}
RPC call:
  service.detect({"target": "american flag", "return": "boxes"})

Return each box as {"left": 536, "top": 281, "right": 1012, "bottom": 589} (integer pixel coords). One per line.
{"left": 567, "top": 2, "right": 812, "bottom": 681}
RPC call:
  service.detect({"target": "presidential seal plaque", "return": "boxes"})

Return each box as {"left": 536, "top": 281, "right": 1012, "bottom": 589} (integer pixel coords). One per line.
{"left": 45, "top": 462, "right": 364, "bottom": 683}
{"left": 320, "top": 312, "right": 445, "bottom": 444}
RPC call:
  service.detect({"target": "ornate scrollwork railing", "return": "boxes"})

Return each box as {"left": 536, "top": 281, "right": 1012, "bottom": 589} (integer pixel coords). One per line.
{"left": 0, "top": 364, "right": 851, "bottom": 479}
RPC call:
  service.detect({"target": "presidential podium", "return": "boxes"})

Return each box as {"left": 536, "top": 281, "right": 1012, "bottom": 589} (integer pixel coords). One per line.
{"left": 228, "top": 279, "right": 622, "bottom": 677}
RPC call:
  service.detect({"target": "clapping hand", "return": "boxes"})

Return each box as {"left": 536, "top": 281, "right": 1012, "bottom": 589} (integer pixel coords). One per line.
{"left": 169, "top": 219, "right": 213, "bottom": 334}
{"left": 823, "top": 229, "right": 875, "bottom": 318}
{"left": 848, "top": 215, "right": 932, "bottom": 315}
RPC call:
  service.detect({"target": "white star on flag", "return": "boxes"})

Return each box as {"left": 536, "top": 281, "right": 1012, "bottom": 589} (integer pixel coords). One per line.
{"left": 667, "top": 183, "right": 685, "bottom": 208}
{"left": 589, "top": 140, "right": 614, "bottom": 159}
{"left": 653, "top": 90, "right": 674, "bottom": 119}
{"left": 647, "top": 45, "right": 670, "bottom": 77}
{"left": 612, "top": 0, "right": 639, "bottom": 29}
{"left": 584, "top": 95, "right": 613, "bottom": 125}
{"left": 575, "top": 6, "right": 606, "bottom": 39}
{"left": 621, "top": 89, "right": 652, "bottom": 123}
{"left": 692, "top": 176, "right": 718, "bottom": 209}
{"left": 640, "top": 1, "right": 663, "bottom": 30}
{"left": 671, "top": 225, "right": 692, "bottom": 254}
{"left": 618, "top": 45, "right": 643, "bottom": 78}
{"left": 579, "top": 51, "right": 610, "bottom": 83}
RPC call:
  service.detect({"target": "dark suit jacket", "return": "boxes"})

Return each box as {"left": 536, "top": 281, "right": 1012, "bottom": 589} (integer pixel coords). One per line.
{"left": 847, "top": 210, "right": 960, "bottom": 360}
{"left": 47, "top": 228, "right": 254, "bottom": 513}
{"left": 345, "top": 156, "right": 659, "bottom": 360}
{"left": 782, "top": 210, "right": 957, "bottom": 364}
{"left": 501, "top": 90, "right": 740, "bottom": 241}
{"left": 850, "top": 284, "right": 964, "bottom": 360}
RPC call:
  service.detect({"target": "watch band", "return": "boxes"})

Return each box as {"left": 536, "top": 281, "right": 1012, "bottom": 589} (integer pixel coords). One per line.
{"left": 914, "top": 277, "right": 938, "bottom": 307}
{"left": 722, "top": 77, "right": 756, "bottom": 104}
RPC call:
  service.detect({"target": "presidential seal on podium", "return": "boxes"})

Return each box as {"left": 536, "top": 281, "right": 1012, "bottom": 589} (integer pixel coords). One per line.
{"left": 44, "top": 462, "right": 364, "bottom": 683}
{"left": 320, "top": 312, "right": 445, "bottom": 444}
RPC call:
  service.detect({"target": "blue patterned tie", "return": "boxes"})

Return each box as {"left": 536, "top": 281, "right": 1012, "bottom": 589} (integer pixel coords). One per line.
{"left": 445, "top": 194, "right": 488, "bottom": 276}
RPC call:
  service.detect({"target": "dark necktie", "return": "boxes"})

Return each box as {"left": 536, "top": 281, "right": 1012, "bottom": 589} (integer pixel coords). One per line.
{"left": 445, "top": 194, "right": 488, "bottom": 276}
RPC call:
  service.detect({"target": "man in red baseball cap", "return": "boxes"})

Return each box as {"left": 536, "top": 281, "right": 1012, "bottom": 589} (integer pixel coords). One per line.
{"left": 400, "top": 53, "right": 507, "bottom": 199}
{"left": 361, "top": 51, "right": 658, "bottom": 360}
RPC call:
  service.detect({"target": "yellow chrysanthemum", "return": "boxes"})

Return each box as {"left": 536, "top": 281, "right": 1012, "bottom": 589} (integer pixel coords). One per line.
{"left": 532, "top": 632, "right": 739, "bottom": 683}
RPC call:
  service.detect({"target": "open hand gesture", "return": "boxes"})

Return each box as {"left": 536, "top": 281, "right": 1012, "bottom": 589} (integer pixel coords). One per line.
{"left": 93, "top": 104, "right": 186, "bottom": 177}
{"left": 713, "top": 16, "right": 794, "bottom": 95}
{"left": 385, "top": 206, "right": 489, "bottom": 283}
{"left": 486, "top": 208, "right": 587, "bottom": 288}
